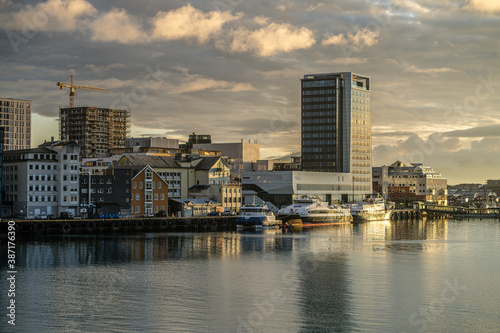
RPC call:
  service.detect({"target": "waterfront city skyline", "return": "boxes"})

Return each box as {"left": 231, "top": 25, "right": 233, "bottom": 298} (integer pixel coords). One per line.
{"left": 0, "top": 0, "right": 499, "bottom": 184}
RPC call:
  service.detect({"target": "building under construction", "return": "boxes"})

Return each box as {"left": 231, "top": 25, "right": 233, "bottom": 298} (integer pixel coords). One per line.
{"left": 60, "top": 106, "right": 130, "bottom": 158}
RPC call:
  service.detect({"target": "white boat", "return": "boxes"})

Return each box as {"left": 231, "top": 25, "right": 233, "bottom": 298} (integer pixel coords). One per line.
{"left": 350, "top": 196, "right": 394, "bottom": 222}
{"left": 236, "top": 204, "right": 277, "bottom": 229}
{"left": 277, "top": 197, "right": 351, "bottom": 226}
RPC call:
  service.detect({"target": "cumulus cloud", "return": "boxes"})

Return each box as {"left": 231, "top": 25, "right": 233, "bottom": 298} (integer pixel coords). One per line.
{"left": 90, "top": 9, "right": 145, "bottom": 44}
{"left": 0, "top": 0, "right": 96, "bottom": 31}
{"left": 322, "top": 28, "right": 379, "bottom": 52}
{"left": 467, "top": 0, "right": 500, "bottom": 13}
{"left": 151, "top": 4, "right": 241, "bottom": 43}
{"left": 220, "top": 22, "right": 316, "bottom": 57}
{"left": 403, "top": 65, "right": 458, "bottom": 76}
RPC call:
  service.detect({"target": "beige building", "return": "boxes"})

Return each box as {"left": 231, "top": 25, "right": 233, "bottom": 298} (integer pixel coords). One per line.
{"left": 193, "top": 140, "right": 260, "bottom": 180}
{"left": 115, "top": 155, "right": 234, "bottom": 206}
{"left": 0, "top": 98, "right": 31, "bottom": 150}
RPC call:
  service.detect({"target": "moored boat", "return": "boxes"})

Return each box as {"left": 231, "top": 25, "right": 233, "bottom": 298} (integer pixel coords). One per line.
{"left": 277, "top": 197, "right": 352, "bottom": 226}
{"left": 236, "top": 204, "right": 277, "bottom": 229}
{"left": 350, "top": 196, "right": 394, "bottom": 222}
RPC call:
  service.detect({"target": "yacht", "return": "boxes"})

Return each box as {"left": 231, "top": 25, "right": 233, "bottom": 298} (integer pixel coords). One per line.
{"left": 350, "top": 196, "right": 394, "bottom": 222}
{"left": 236, "top": 204, "right": 277, "bottom": 229}
{"left": 277, "top": 197, "right": 352, "bottom": 226}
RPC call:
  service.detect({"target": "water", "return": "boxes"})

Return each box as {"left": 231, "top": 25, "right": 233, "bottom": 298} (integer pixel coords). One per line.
{"left": 1, "top": 218, "right": 499, "bottom": 332}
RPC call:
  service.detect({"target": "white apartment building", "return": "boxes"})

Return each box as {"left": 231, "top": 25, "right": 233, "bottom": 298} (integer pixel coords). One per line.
{"left": 2, "top": 141, "right": 80, "bottom": 218}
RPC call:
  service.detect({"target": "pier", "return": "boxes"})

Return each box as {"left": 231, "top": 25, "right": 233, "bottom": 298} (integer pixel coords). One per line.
{"left": 0, "top": 216, "right": 237, "bottom": 235}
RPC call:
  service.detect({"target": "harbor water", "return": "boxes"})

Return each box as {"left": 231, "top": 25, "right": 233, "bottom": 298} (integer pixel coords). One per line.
{"left": 1, "top": 218, "right": 499, "bottom": 332}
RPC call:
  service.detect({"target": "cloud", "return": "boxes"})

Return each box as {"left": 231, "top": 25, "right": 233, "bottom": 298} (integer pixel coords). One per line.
{"left": 0, "top": 0, "right": 96, "bottom": 31}
{"left": 443, "top": 124, "right": 500, "bottom": 137}
{"left": 151, "top": 4, "right": 241, "bottom": 43}
{"left": 163, "top": 67, "right": 256, "bottom": 94}
{"left": 403, "top": 65, "right": 458, "bottom": 76}
{"left": 307, "top": 3, "right": 324, "bottom": 12}
{"left": 322, "top": 28, "right": 379, "bottom": 51}
{"left": 220, "top": 22, "right": 316, "bottom": 57}
{"left": 316, "top": 57, "right": 369, "bottom": 65}
{"left": 90, "top": 9, "right": 145, "bottom": 44}
{"left": 467, "top": 0, "right": 500, "bottom": 13}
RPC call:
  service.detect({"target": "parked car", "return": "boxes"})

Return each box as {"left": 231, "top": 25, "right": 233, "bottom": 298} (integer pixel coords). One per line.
{"left": 221, "top": 210, "right": 235, "bottom": 216}
{"left": 143, "top": 213, "right": 154, "bottom": 218}
{"left": 155, "top": 210, "right": 167, "bottom": 217}
{"left": 35, "top": 214, "right": 48, "bottom": 220}
{"left": 60, "top": 212, "right": 74, "bottom": 219}
{"left": 207, "top": 211, "right": 221, "bottom": 216}
{"left": 47, "top": 214, "right": 57, "bottom": 220}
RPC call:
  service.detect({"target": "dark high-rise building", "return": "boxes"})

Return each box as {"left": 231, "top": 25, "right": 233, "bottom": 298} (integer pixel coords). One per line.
{"left": 0, "top": 98, "right": 31, "bottom": 150}
{"left": 301, "top": 72, "right": 372, "bottom": 195}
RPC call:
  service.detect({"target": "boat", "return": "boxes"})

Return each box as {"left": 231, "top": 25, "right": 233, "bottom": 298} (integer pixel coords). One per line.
{"left": 350, "top": 195, "right": 394, "bottom": 222}
{"left": 277, "top": 197, "right": 352, "bottom": 227}
{"left": 236, "top": 204, "right": 278, "bottom": 229}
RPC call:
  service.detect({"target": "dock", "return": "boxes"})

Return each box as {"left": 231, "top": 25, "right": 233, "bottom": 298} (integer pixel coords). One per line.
{"left": 1, "top": 216, "right": 237, "bottom": 235}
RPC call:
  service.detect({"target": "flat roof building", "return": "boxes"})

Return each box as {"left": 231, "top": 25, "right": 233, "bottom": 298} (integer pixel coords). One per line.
{"left": 301, "top": 72, "right": 372, "bottom": 201}
{"left": 60, "top": 106, "right": 129, "bottom": 158}
{"left": 0, "top": 98, "right": 31, "bottom": 150}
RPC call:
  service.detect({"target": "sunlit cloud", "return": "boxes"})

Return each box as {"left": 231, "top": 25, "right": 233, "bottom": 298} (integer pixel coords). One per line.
{"left": 467, "top": 0, "right": 500, "bottom": 13}
{"left": 403, "top": 65, "right": 458, "bottom": 76}
{"left": 151, "top": 4, "right": 241, "bottom": 43}
{"left": 322, "top": 28, "right": 379, "bottom": 51}
{"left": 90, "top": 9, "right": 145, "bottom": 44}
{"left": 0, "top": 0, "right": 96, "bottom": 31}
{"left": 220, "top": 22, "right": 316, "bottom": 57}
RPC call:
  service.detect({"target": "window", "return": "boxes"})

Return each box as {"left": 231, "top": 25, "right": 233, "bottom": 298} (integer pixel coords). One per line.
{"left": 133, "top": 181, "right": 136, "bottom": 189}
{"left": 136, "top": 194, "right": 140, "bottom": 200}
{"left": 158, "top": 182, "right": 161, "bottom": 189}
{"left": 154, "top": 193, "right": 158, "bottom": 201}
{"left": 160, "top": 193, "right": 165, "bottom": 200}
{"left": 139, "top": 182, "right": 143, "bottom": 189}
{"left": 136, "top": 206, "right": 140, "bottom": 213}
{"left": 154, "top": 206, "right": 158, "bottom": 213}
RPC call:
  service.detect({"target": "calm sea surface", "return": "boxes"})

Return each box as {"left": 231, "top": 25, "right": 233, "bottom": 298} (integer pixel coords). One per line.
{"left": 1, "top": 218, "right": 499, "bottom": 332}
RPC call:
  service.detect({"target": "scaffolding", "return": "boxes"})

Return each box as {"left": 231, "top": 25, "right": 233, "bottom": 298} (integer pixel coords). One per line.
{"left": 59, "top": 106, "right": 130, "bottom": 158}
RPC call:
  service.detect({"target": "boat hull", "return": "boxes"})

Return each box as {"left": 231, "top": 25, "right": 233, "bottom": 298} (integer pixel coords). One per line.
{"left": 236, "top": 216, "right": 277, "bottom": 229}
{"left": 351, "top": 210, "right": 392, "bottom": 223}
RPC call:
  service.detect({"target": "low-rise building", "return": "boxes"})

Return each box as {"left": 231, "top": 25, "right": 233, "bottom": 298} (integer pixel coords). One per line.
{"left": 372, "top": 161, "right": 447, "bottom": 206}
{"left": 3, "top": 140, "right": 80, "bottom": 218}
{"left": 241, "top": 170, "right": 361, "bottom": 209}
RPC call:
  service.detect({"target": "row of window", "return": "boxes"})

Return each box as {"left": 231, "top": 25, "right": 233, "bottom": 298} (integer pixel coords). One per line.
{"left": 302, "top": 89, "right": 334, "bottom": 96}
{"left": 29, "top": 174, "right": 57, "bottom": 181}
{"left": 132, "top": 181, "right": 163, "bottom": 189}
{"left": 3, "top": 165, "right": 19, "bottom": 172}
{"left": 62, "top": 154, "right": 78, "bottom": 161}
{"left": 303, "top": 140, "right": 335, "bottom": 146}
{"left": 302, "top": 118, "right": 334, "bottom": 124}
{"left": 32, "top": 153, "right": 56, "bottom": 160}
{"left": 29, "top": 185, "right": 58, "bottom": 192}
{"left": 352, "top": 90, "right": 369, "bottom": 98}
{"left": 303, "top": 125, "right": 335, "bottom": 131}
{"left": 302, "top": 154, "right": 336, "bottom": 160}
{"left": 302, "top": 96, "right": 335, "bottom": 103}
{"left": 302, "top": 80, "right": 336, "bottom": 88}
{"left": 302, "top": 110, "right": 335, "bottom": 117}
{"left": 132, "top": 205, "right": 165, "bottom": 214}
{"left": 302, "top": 132, "right": 335, "bottom": 138}
{"left": 224, "top": 197, "right": 241, "bottom": 203}
{"left": 302, "top": 104, "right": 334, "bottom": 110}
{"left": 29, "top": 164, "right": 56, "bottom": 171}
{"left": 303, "top": 147, "right": 335, "bottom": 153}
{"left": 132, "top": 193, "right": 166, "bottom": 201}
{"left": 303, "top": 161, "right": 335, "bottom": 167}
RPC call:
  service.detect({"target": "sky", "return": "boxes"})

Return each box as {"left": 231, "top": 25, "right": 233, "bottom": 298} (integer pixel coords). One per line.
{"left": 0, "top": 0, "right": 499, "bottom": 184}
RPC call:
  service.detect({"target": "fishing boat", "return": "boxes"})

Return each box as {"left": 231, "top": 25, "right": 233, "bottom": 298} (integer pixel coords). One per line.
{"left": 350, "top": 195, "right": 394, "bottom": 222}
{"left": 277, "top": 197, "right": 351, "bottom": 226}
{"left": 236, "top": 204, "right": 277, "bottom": 229}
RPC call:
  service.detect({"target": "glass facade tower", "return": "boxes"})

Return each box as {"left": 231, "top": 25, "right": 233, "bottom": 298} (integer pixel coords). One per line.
{"left": 301, "top": 72, "right": 372, "bottom": 195}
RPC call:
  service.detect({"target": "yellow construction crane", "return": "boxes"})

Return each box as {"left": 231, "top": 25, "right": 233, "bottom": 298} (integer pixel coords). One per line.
{"left": 57, "top": 74, "right": 109, "bottom": 107}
